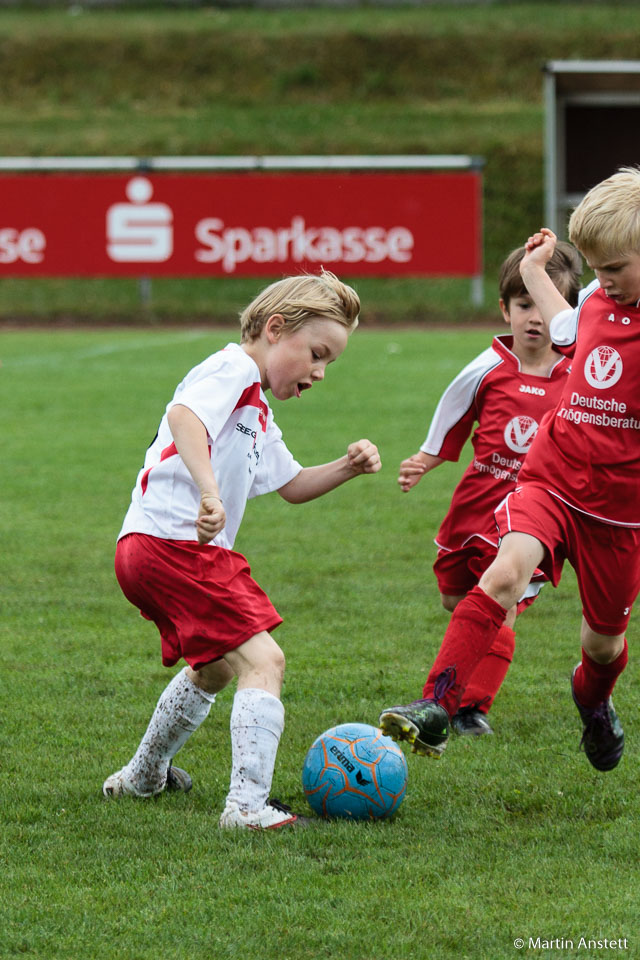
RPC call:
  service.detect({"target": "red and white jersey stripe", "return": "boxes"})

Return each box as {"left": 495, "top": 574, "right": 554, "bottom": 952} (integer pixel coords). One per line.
{"left": 119, "top": 343, "right": 301, "bottom": 548}
{"left": 421, "top": 334, "right": 571, "bottom": 550}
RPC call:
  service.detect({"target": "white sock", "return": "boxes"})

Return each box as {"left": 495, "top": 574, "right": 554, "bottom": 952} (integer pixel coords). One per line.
{"left": 124, "top": 667, "right": 216, "bottom": 793}
{"left": 225, "top": 688, "right": 285, "bottom": 814}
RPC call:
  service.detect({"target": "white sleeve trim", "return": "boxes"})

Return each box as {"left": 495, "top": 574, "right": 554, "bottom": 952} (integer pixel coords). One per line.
{"left": 551, "top": 279, "right": 598, "bottom": 347}
{"left": 420, "top": 346, "right": 500, "bottom": 456}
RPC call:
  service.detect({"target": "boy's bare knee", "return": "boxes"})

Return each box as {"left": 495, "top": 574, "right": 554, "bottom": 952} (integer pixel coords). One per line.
{"left": 259, "top": 645, "right": 285, "bottom": 684}
{"left": 441, "top": 593, "right": 465, "bottom": 613}
{"left": 267, "top": 646, "right": 286, "bottom": 686}
{"left": 224, "top": 631, "right": 286, "bottom": 697}
{"left": 581, "top": 618, "right": 625, "bottom": 663}
{"left": 478, "top": 534, "right": 544, "bottom": 611}
{"left": 187, "top": 660, "right": 235, "bottom": 695}
{"left": 479, "top": 561, "right": 523, "bottom": 610}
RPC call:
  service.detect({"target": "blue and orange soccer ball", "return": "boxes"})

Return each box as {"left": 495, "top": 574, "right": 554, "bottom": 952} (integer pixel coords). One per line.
{"left": 301, "top": 722, "right": 408, "bottom": 820}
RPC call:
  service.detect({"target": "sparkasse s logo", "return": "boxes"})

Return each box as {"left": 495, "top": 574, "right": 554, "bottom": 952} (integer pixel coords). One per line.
{"left": 584, "top": 346, "right": 623, "bottom": 389}
{"left": 106, "top": 177, "right": 173, "bottom": 263}
{"left": 504, "top": 415, "right": 538, "bottom": 454}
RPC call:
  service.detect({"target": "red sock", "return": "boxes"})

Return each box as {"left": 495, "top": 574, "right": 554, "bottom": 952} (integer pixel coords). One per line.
{"left": 422, "top": 585, "right": 507, "bottom": 717}
{"left": 573, "top": 638, "right": 628, "bottom": 708}
{"left": 459, "top": 625, "right": 516, "bottom": 712}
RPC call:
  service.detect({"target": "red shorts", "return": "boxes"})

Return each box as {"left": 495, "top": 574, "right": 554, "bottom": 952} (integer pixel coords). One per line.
{"left": 115, "top": 533, "right": 283, "bottom": 670}
{"left": 433, "top": 540, "right": 544, "bottom": 614}
{"left": 495, "top": 483, "right": 640, "bottom": 635}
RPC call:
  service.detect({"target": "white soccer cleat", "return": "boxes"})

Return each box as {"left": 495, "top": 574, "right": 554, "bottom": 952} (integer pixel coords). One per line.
{"left": 102, "top": 763, "right": 192, "bottom": 799}
{"left": 219, "top": 798, "right": 305, "bottom": 830}
{"left": 102, "top": 768, "right": 156, "bottom": 799}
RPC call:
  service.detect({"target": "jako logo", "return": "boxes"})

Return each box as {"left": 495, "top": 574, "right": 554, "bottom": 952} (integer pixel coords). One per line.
{"left": 504, "top": 415, "right": 538, "bottom": 454}
{"left": 584, "top": 346, "right": 623, "bottom": 389}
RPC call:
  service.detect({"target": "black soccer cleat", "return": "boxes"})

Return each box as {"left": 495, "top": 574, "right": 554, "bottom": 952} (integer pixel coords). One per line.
{"left": 571, "top": 665, "right": 624, "bottom": 772}
{"left": 379, "top": 699, "right": 450, "bottom": 757}
{"left": 452, "top": 706, "right": 494, "bottom": 737}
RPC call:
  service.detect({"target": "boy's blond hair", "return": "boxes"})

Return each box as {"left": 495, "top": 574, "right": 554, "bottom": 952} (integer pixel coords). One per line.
{"left": 569, "top": 166, "right": 640, "bottom": 261}
{"left": 499, "top": 241, "right": 582, "bottom": 308}
{"left": 240, "top": 269, "right": 360, "bottom": 342}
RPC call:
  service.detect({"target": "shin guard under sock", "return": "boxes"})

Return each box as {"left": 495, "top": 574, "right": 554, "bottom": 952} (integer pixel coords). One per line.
{"left": 573, "top": 638, "right": 628, "bottom": 709}
{"left": 459, "top": 624, "right": 516, "bottom": 712}
{"left": 126, "top": 667, "right": 216, "bottom": 792}
{"left": 225, "top": 688, "right": 285, "bottom": 814}
{"left": 422, "top": 585, "right": 507, "bottom": 717}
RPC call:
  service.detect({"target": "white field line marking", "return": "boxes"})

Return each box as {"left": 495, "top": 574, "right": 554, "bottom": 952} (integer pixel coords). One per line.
{"left": 2, "top": 331, "right": 215, "bottom": 369}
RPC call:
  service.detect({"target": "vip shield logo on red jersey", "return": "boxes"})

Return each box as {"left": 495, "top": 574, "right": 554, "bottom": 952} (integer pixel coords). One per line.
{"left": 584, "top": 346, "right": 623, "bottom": 390}
{"left": 504, "top": 415, "right": 538, "bottom": 454}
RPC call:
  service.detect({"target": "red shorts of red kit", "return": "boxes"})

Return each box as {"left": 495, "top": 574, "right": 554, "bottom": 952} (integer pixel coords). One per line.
{"left": 433, "top": 541, "right": 544, "bottom": 616}
{"left": 115, "top": 533, "right": 283, "bottom": 670}
{"left": 495, "top": 483, "right": 640, "bottom": 636}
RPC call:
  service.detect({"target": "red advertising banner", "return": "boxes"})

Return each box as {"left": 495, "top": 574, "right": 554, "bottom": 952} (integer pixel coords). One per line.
{"left": 0, "top": 171, "right": 481, "bottom": 277}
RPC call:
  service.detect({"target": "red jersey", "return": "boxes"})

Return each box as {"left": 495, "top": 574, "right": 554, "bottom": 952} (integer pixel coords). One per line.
{"left": 421, "top": 334, "right": 571, "bottom": 551}
{"left": 520, "top": 279, "right": 640, "bottom": 526}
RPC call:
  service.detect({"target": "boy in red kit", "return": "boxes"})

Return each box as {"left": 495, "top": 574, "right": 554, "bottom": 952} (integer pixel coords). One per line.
{"left": 397, "top": 243, "right": 581, "bottom": 737}
{"left": 381, "top": 166, "right": 640, "bottom": 771}
{"left": 103, "top": 270, "right": 381, "bottom": 829}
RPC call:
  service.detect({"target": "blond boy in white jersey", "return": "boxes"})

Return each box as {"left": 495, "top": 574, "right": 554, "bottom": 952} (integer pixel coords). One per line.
{"left": 103, "top": 270, "right": 380, "bottom": 829}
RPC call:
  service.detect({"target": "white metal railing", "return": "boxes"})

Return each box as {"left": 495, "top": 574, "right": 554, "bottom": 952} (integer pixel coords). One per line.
{"left": 0, "top": 154, "right": 485, "bottom": 172}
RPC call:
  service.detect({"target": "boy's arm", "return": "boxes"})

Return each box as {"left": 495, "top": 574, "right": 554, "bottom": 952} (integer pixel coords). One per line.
{"left": 277, "top": 439, "right": 380, "bottom": 504}
{"left": 398, "top": 451, "right": 444, "bottom": 493}
{"left": 167, "top": 403, "right": 226, "bottom": 544}
{"left": 519, "top": 228, "right": 573, "bottom": 323}
{"left": 399, "top": 347, "right": 497, "bottom": 493}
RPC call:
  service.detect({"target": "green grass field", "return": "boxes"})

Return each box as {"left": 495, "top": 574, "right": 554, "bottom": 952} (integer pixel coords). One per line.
{"left": 2, "top": 326, "right": 638, "bottom": 959}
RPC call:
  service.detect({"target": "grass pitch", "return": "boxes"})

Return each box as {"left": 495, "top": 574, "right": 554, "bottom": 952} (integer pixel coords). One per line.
{"left": 1, "top": 326, "right": 638, "bottom": 959}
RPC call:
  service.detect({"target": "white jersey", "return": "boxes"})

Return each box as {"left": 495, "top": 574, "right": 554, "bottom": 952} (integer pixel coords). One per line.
{"left": 119, "top": 343, "right": 302, "bottom": 549}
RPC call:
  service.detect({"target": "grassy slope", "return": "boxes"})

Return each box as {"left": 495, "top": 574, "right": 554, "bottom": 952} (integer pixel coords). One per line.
{"left": 0, "top": 3, "right": 637, "bottom": 321}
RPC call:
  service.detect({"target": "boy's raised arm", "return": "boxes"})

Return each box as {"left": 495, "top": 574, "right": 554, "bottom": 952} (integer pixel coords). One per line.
{"left": 519, "top": 228, "right": 573, "bottom": 324}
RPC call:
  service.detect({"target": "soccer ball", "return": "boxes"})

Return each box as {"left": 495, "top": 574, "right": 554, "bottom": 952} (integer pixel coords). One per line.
{"left": 301, "top": 722, "right": 408, "bottom": 821}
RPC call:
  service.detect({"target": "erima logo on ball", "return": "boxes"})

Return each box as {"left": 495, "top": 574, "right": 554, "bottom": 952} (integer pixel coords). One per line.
{"left": 328, "top": 745, "right": 373, "bottom": 786}
{"left": 329, "top": 744, "right": 355, "bottom": 773}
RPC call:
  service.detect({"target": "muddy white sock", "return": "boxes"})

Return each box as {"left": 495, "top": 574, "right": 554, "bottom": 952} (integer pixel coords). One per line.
{"left": 225, "top": 688, "right": 285, "bottom": 814}
{"left": 124, "top": 667, "right": 216, "bottom": 793}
